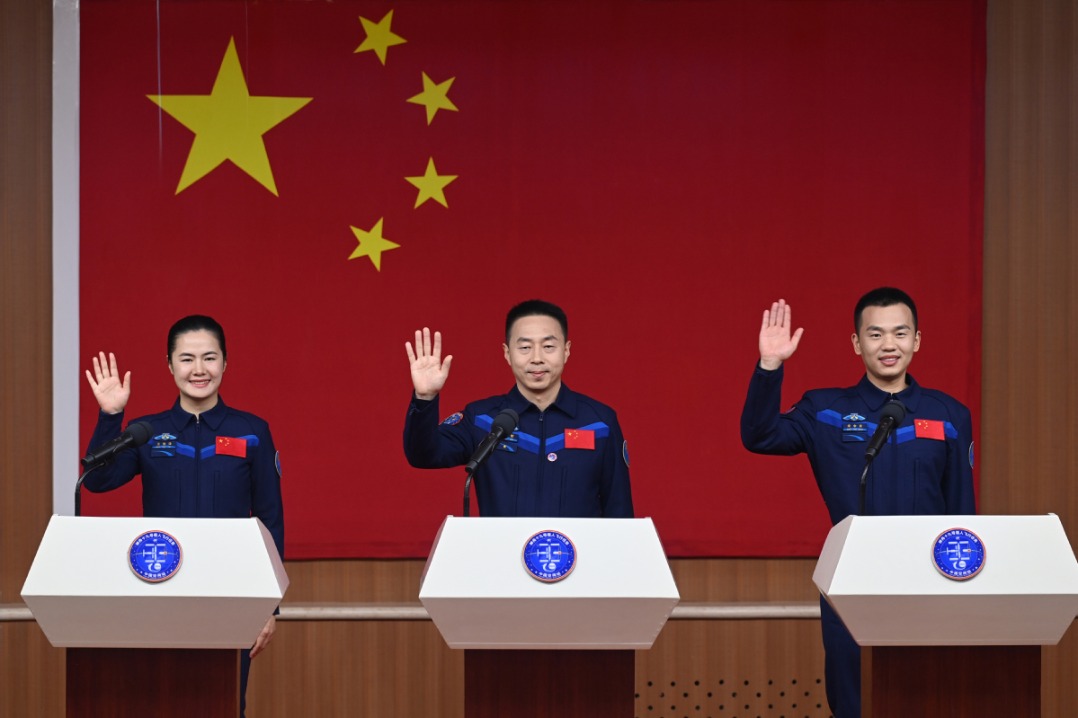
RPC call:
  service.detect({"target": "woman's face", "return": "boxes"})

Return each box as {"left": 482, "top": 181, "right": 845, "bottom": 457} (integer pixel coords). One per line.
{"left": 168, "top": 329, "right": 226, "bottom": 413}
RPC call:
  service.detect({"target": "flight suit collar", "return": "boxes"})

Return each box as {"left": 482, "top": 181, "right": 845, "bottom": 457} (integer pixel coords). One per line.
{"left": 168, "top": 396, "right": 229, "bottom": 431}
{"left": 855, "top": 374, "right": 921, "bottom": 413}
{"left": 508, "top": 384, "right": 579, "bottom": 418}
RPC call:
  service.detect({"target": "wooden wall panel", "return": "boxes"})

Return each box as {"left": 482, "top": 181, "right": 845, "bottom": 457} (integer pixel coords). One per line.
{"left": 246, "top": 619, "right": 464, "bottom": 718}
{"left": 1, "top": 0, "right": 64, "bottom": 716}
{"left": 638, "top": 620, "right": 828, "bottom": 718}
{"left": 984, "top": 1, "right": 1078, "bottom": 715}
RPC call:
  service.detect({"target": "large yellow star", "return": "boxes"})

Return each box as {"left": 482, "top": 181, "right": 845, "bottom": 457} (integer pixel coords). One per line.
{"left": 148, "top": 38, "right": 311, "bottom": 196}
{"left": 407, "top": 72, "right": 459, "bottom": 125}
{"left": 405, "top": 158, "right": 458, "bottom": 208}
{"left": 348, "top": 218, "right": 400, "bottom": 271}
{"left": 355, "top": 10, "right": 407, "bottom": 65}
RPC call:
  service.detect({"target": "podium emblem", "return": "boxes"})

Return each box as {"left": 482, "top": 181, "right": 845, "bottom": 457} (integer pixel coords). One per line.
{"left": 932, "top": 528, "right": 985, "bottom": 580}
{"left": 128, "top": 530, "right": 183, "bottom": 582}
{"left": 522, "top": 530, "right": 577, "bottom": 582}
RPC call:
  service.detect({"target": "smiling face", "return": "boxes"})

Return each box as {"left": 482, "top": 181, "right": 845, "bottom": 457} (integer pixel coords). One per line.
{"left": 852, "top": 303, "right": 921, "bottom": 393}
{"left": 503, "top": 314, "right": 571, "bottom": 410}
{"left": 168, "top": 329, "right": 226, "bottom": 414}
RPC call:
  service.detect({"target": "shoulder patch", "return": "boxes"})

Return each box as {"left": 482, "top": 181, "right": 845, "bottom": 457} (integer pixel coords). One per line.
{"left": 968, "top": 441, "right": 974, "bottom": 469}
{"left": 441, "top": 412, "right": 463, "bottom": 426}
{"left": 622, "top": 440, "right": 630, "bottom": 467}
{"left": 275, "top": 450, "right": 282, "bottom": 478}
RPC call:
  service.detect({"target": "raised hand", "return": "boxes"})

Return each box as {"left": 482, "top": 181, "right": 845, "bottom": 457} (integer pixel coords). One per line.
{"left": 758, "top": 299, "right": 804, "bottom": 371}
{"left": 405, "top": 328, "right": 453, "bottom": 401}
{"left": 85, "top": 351, "right": 131, "bottom": 414}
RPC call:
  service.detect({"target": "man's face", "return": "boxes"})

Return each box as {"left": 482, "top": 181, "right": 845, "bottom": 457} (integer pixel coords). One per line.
{"left": 851, "top": 303, "right": 921, "bottom": 392}
{"left": 503, "top": 314, "right": 570, "bottom": 400}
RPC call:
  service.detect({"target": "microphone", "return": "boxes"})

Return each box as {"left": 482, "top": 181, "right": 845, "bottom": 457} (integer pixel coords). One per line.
{"left": 859, "top": 400, "right": 906, "bottom": 515}
{"left": 465, "top": 409, "right": 519, "bottom": 475}
{"left": 864, "top": 400, "right": 906, "bottom": 462}
{"left": 463, "top": 408, "right": 518, "bottom": 517}
{"left": 81, "top": 420, "right": 154, "bottom": 469}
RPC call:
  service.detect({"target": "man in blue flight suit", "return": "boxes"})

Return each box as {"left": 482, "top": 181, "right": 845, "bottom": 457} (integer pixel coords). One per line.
{"left": 403, "top": 299, "right": 633, "bottom": 518}
{"left": 740, "top": 287, "right": 976, "bottom": 718}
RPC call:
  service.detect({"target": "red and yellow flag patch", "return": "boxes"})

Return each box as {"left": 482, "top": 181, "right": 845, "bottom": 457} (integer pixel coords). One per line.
{"left": 914, "top": 419, "right": 945, "bottom": 440}
{"left": 216, "top": 436, "right": 248, "bottom": 457}
{"left": 564, "top": 429, "right": 595, "bottom": 450}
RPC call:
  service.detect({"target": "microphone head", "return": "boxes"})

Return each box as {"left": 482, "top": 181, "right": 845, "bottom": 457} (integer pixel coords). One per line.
{"left": 126, "top": 421, "right": 155, "bottom": 446}
{"left": 492, "top": 409, "right": 519, "bottom": 435}
{"left": 880, "top": 400, "right": 906, "bottom": 424}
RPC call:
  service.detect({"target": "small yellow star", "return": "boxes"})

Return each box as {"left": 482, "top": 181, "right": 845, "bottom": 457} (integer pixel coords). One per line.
{"left": 405, "top": 158, "right": 458, "bottom": 208}
{"left": 407, "top": 72, "right": 459, "bottom": 125}
{"left": 355, "top": 10, "right": 407, "bottom": 65}
{"left": 147, "top": 37, "right": 311, "bottom": 195}
{"left": 348, "top": 218, "right": 400, "bottom": 271}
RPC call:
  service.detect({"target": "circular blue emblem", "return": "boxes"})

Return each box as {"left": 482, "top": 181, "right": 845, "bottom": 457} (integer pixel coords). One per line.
{"left": 441, "top": 412, "right": 463, "bottom": 426}
{"left": 522, "top": 530, "right": 577, "bottom": 583}
{"left": 932, "top": 528, "right": 985, "bottom": 581}
{"left": 128, "top": 530, "right": 183, "bottom": 583}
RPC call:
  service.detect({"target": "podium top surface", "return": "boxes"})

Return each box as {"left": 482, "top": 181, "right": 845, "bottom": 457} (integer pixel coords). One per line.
{"left": 420, "top": 516, "right": 679, "bottom": 600}
{"left": 419, "top": 515, "right": 679, "bottom": 649}
{"left": 815, "top": 514, "right": 1078, "bottom": 597}
{"left": 21, "top": 515, "right": 289, "bottom": 648}
{"left": 22, "top": 515, "right": 288, "bottom": 600}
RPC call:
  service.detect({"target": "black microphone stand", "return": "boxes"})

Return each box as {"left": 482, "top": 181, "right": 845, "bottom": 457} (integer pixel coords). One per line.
{"left": 74, "top": 466, "right": 98, "bottom": 517}
{"left": 463, "top": 468, "right": 476, "bottom": 518}
{"left": 858, "top": 461, "right": 871, "bottom": 516}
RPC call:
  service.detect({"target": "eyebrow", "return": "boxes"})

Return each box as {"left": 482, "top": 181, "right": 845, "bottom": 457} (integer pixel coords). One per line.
{"left": 515, "top": 335, "right": 559, "bottom": 344}
{"left": 177, "top": 351, "right": 219, "bottom": 357}
{"left": 865, "top": 324, "right": 911, "bottom": 332}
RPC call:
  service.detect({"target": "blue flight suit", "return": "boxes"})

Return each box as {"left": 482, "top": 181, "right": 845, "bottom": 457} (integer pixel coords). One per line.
{"left": 404, "top": 384, "right": 634, "bottom": 518}
{"left": 84, "top": 397, "right": 284, "bottom": 717}
{"left": 740, "top": 365, "right": 975, "bottom": 718}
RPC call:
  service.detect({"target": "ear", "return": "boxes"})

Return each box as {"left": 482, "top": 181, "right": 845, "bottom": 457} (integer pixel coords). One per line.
{"left": 564, "top": 340, "right": 571, "bottom": 362}
{"left": 912, "top": 330, "right": 921, "bottom": 353}
{"left": 851, "top": 332, "right": 862, "bottom": 356}
{"left": 503, "top": 343, "right": 511, "bottom": 366}
{"left": 168, "top": 357, "right": 175, "bottom": 375}
{"left": 222, "top": 359, "right": 227, "bottom": 374}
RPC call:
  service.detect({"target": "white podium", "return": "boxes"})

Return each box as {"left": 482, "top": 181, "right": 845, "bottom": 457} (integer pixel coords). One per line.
{"left": 22, "top": 515, "right": 288, "bottom": 718}
{"left": 420, "top": 516, "right": 679, "bottom": 717}
{"left": 813, "top": 514, "right": 1078, "bottom": 717}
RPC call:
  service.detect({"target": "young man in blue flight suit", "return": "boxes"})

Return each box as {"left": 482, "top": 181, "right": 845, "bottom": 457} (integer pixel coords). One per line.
{"left": 403, "top": 299, "right": 633, "bottom": 518}
{"left": 740, "top": 287, "right": 976, "bottom": 718}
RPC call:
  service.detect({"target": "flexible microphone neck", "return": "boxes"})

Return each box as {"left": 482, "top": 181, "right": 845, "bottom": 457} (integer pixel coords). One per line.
{"left": 859, "top": 400, "right": 907, "bottom": 515}
{"left": 463, "top": 409, "right": 518, "bottom": 517}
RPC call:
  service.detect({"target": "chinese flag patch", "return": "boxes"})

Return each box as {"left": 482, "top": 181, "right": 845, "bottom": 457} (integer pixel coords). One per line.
{"left": 914, "top": 419, "right": 945, "bottom": 440}
{"left": 564, "top": 429, "right": 595, "bottom": 450}
{"left": 216, "top": 436, "right": 248, "bottom": 457}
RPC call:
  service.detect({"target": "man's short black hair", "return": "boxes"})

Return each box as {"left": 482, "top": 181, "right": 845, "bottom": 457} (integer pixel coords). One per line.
{"left": 505, "top": 300, "right": 569, "bottom": 343}
{"left": 854, "top": 287, "right": 918, "bottom": 332}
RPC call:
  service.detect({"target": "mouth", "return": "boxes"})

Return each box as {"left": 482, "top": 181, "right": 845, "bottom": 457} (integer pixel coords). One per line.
{"left": 878, "top": 356, "right": 900, "bottom": 368}
{"left": 189, "top": 379, "right": 211, "bottom": 388}
{"left": 526, "top": 370, "right": 547, "bottom": 380}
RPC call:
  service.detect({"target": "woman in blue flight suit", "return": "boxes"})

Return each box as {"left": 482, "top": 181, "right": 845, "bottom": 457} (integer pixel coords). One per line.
{"left": 84, "top": 315, "right": 284, "bottom": 717}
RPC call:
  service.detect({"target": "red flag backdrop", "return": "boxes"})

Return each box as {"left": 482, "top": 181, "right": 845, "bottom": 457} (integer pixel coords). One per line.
{"left": 79, "top": 0, "right": 984, "bottom": 558}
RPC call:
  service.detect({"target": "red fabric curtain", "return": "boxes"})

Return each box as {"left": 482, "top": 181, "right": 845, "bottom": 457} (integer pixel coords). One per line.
{"left": 79, "top": 0, "right": 984, "bottom": 558}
